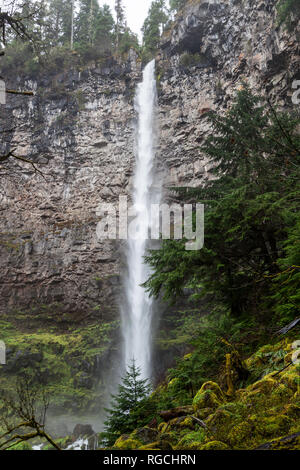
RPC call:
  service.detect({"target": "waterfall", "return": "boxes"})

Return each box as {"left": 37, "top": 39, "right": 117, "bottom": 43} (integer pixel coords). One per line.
{"left": 121, "top": 60, "right": 159, "bottom": 381}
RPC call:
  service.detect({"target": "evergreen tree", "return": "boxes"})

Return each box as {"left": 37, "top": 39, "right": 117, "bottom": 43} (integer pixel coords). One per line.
{"left": 94, "top": 4, "right": 115, "bottom": 50}
{"left": 277, "top": 0, "right": 300, "bottom": 30}
{"left": 75, "top": 1, "right": 114, "bottom": 52}
{"left": 115, "top": 0, "right": 125, "bottom": 52}
{"left": 142, "top": 0, "right": 168, "bottom": 56}
{"left": 169, "top": 0, "right": 187, "bottom": 13}
{"left": 75, "top": 0, "right": 100, "bottom": 46}
{"left": 144, "top": 85, "right": 300, "bottom": 319}
{"left": 102, "top": 361, "right": 151, "bottom": 446}
{"left": 46, "top": 0, "right": 73, "bottom": 46}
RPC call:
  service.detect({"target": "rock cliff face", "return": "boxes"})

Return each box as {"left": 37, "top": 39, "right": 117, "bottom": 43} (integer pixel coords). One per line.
{"left": 0, "top": 54, "right": 142, "bottom": 320}
{"left": 158, "top": 0, "right": 299, "bottom": 187}
{"left": 0, "top": 0, "right": 299, "bottom": 413}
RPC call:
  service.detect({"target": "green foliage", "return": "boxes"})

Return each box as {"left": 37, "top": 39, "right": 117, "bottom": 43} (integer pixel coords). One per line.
{"left": 170, "top": 0, "right": 188, "bottom": 13}
{"left": 1, "top": 1, "right": 139, "bottom": 75}
{"left": 277, "top": 0, "right": 300, "bottom": 30}
{"left": 179, "top": 52, "right": 206, "bottom": 67}
{"left": 118, "top": 29, "right": 140, "bottom": 56}
{"left": 102, "top": 361, "right": 151, "bottom": 446}
{"left": 142, "top": 0, "right": 168, "bottom": 56}
{"left": 272, "top": 219, "right": 300, "bottom": 324}
{"left": 46, "top": 0, "right": 73, "bottom": 46}
{"left": 75, "top": 1, "right": 114, "bottom": 50}
{"left": 0, "top": 314, "right": 119, "bottom": 415}
{"left": 144, "top": 85, "right": 300, "bottom": 321}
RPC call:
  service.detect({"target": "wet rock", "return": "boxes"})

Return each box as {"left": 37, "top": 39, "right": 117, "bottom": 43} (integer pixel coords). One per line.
{"left": 72, "top": 424, "right": 95, "bottom": 439}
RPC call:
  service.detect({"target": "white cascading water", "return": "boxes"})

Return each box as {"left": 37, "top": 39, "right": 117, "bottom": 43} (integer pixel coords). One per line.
{"left": 121, "top": 60, "right": 159, "bottom": 381}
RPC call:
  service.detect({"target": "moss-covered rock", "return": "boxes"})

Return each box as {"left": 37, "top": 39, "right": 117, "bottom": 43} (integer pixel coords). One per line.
{"left": 255, "top": 432, "right": 300, "bottom": 450}
{"left": 114, "top": 436, "right": 142, "bottom": 450}
{"left": 199, "top": 440, "right": 231, "bottom": 450}
{"left": 176, "top": 430, "right": 206, "bottom": 450}
{"left": 199, "top": 381, "right": 225, "bottom": 401}
{"left": 138, "top": 442, "right": 161, "bottom": 450}
{"left": 193, "top": 388, "right": 223, "bottom": 412}
{"left": 227, "top": 420, "right": 255, "bottom": 448}
{"left": 168, "top": 416, "right": 195, "bottom": 431}
{"left": 205, "top": 408, "right": 235, "bottom": 437}
{"left": 255, "top": 415, "right": 293, "bottom": 438}
{"left": 130, "top": 427, "right": 159, "bottom": 445}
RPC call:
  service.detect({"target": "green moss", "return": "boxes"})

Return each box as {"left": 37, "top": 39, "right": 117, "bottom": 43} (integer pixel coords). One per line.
{"left": 176, "top": 430, "right": 206, "bottom": 449}
{"left": 199, "top": 440, "right": 230, "bottom": 450}
{"left": 0, "top": 314, "right": 119, "bottom": 415}
{"left": 167, "top": 416, "right": 195, "bottom": 431}
{"left": 227, "top": 420, "right": 255, "bottom": 448}
{"left": 138, "top": 442, "right": 160, "bottom": 450}
{"left": 114, "top": 438, "right": 142, "bottom": 450}
{"left": 193, "top": 388, "right": 222, "bottom": 412}
{"left": 255, "top": 415, "right": 293, "bottom": 438}
{"left": 7, "top": 441, "right": 33, "bottom": 450}
{"left": 199, "top": 381, "right": 225, "bottom": 401}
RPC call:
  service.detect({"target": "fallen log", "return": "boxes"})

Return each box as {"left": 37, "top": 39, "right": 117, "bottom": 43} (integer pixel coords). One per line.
{"left": 6, "top": 89, "right": 34, "bottom": 96}
{"left": 159, "top": 406, "right": 194, "bottom": 422}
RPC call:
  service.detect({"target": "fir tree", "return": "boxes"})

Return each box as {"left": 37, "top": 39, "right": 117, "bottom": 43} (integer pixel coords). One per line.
{"left": 142, "top": 0, "right": 168, "bottom": 56}
{"left": 144, "top": 85, "right": 300, "bottom": 319}
{"left": 277, "top": 0, "right": 300, "bottom": 30}
{"left": 169, "top": 0, "right": 187, "bottom": 13}
{"left": 46, "top": 0, "right": 73, "bottom": 46}
{"left": 75, "top": 1, "right": 114, "bottom": 52}
{"left": 115, "top": 0, "right": 125, "bottom": 52}
{"left": 102, "top": 360, "right": 151, "bottom": 446}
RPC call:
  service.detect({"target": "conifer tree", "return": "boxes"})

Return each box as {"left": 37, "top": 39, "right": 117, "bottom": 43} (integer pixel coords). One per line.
{"left": 277, "top": 0, "right": 300, "bottom": 30}
{"left": 102, "top": 360, "right": 151, "bottom": 445}
{"left": 46, "top": 0, "right": 73, "bottom": 46}
{"left": 142, "top": 0, "right": 168, "bottom": 56}
{"left": 144, "top": 85, "right": 300, "bottom": 319}
{"left": 75, "top": 1, "right": 114, "bottom": 51}
{"left": 115, "top": 0, "right": 125, "bottom": 52}
{"left": 169, "top": 0, "right": 187, "bottom": 13}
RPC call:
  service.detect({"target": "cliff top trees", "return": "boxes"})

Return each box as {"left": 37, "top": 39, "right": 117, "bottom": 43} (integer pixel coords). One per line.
{"left": 46, "top": 0, "right": 73, "bottom": 47}
{"left": 75, "top": 0, "right": 114, "bottom": 52}
{"left": 142, "top": 0, "right": 168, "bottom": 57}
{"left": 115, "top": 0, "right": 125, "bottom": 51}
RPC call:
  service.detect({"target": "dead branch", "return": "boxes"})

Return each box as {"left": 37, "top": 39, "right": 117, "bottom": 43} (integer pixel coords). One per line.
{"left": 0, "top": 375, "right": 61, "bottom": 451}
{"left": 0, "top": 150, "right": 47, "bottom": 179}
{"left": 6, "top": 89, "right": 34, "bottom": 96}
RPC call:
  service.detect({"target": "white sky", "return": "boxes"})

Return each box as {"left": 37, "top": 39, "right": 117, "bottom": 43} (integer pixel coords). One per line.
{"left": 99, "top": 0, "right": 169, "bottom": 41}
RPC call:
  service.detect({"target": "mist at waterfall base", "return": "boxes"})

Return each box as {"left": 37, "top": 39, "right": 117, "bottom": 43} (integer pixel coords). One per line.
{"left": 120, "top": 59, "right": 160, "bottom": 382}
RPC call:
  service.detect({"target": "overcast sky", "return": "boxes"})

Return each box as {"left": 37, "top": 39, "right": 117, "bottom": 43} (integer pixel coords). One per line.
{"left": 99, "top": 0, "right": 169, "bottom": 41}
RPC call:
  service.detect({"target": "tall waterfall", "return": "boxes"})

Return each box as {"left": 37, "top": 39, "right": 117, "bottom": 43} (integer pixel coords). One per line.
{"left": 121, "top": 60, "right": 158, "bottom": 381}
